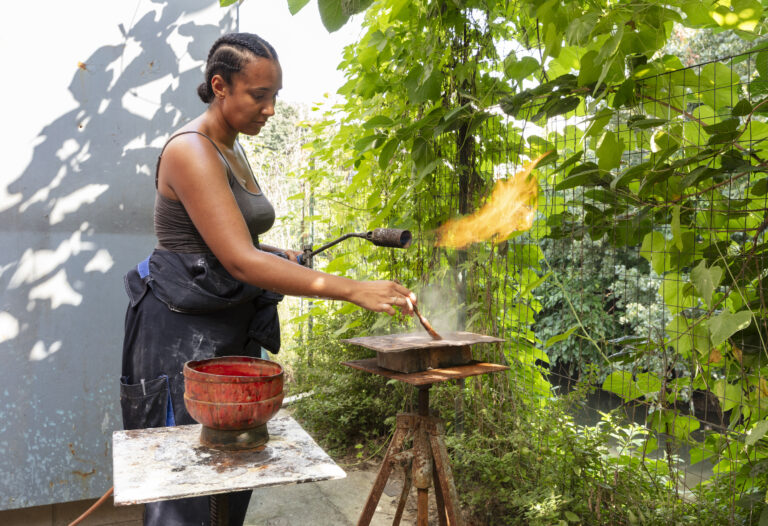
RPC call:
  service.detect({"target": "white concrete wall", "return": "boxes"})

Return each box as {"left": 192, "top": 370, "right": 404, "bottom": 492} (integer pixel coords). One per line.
{"left": 0, "top": 0, "right": 237, "bottom": 509}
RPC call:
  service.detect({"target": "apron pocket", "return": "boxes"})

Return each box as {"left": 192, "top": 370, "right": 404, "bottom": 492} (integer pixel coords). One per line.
{"left": 120, "top": 375, "right": 176, "bottom": 430}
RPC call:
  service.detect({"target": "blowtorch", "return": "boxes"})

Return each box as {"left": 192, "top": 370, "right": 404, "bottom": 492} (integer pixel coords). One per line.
{"left": 295, "top": 228, "right": 440, "bottom": 339}
{"left": 296, "top": 228, "right": 412, "bottom": 268}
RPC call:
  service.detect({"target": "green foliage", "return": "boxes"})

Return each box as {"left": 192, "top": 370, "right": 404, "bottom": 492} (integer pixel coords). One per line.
{"left": 261, "top": 0, "right": 768, "bottom": 522}
{"left": 285, "top": 0, "right": 374, "bottom": 32}
{"left": 445, "top": 380, "right": 752, "bottom": 525}
{"left": 290, "top": 316, "right": 410, "bottom": 455}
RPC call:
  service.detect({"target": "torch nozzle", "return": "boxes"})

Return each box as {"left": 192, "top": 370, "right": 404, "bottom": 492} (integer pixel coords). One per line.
{"left": 367, "top": 228, "right": 412, "bottom": 249}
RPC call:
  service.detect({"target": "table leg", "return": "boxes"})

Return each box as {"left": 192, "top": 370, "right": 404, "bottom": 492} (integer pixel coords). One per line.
{"left": 210, "top": 493, "right": 229, "bottom": 526}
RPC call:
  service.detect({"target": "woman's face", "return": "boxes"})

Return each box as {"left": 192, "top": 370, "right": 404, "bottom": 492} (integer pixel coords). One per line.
{"left": 218, "top": 57, "right": 282, "bottom": 136}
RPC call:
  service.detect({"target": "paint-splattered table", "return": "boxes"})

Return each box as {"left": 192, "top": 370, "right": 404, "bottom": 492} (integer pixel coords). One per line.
{"left": 112, "top": 409, "right": 345, "bottom": 505}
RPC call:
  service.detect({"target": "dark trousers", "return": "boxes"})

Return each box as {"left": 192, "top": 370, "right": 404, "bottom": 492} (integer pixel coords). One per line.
{"left": 120, "top": 283, "right": 259, "bottom": 526}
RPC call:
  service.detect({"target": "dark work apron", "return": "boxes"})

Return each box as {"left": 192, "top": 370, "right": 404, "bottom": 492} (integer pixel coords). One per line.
{"left": 120, "top": 249, "right": 283, "bottom": 526}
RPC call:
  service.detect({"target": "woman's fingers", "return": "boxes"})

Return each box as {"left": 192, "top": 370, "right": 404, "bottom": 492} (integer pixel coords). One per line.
{"left": 386, "top": 283, "right": 415, "bottom": 315}
{"left": 353, "top": 280, "right": 416, "bottom": 315}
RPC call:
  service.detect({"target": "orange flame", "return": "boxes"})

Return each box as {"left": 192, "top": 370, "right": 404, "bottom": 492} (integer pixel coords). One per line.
{"left": 436, "top": 154, "right": 547, "bottom": 248}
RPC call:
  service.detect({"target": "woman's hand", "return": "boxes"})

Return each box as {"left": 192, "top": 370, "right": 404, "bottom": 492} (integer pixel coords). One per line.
{"left": 348, "top": 280, "right": 417, "bottom": 316}
{"left": 282, "top": 249, "right": 303, "bottom": 264}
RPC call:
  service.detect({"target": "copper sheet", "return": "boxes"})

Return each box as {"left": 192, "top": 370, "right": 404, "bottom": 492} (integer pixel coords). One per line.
{"left": 341, "top": 359, "right": 510, "bottom": 386}
{"left": 341, "top": 331, "right": 503, "bottom": 353}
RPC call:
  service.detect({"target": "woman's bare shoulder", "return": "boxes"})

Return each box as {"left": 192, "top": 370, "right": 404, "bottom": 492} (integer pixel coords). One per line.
{"left": 157, "top": 128, "right": 226, "bottom": 197}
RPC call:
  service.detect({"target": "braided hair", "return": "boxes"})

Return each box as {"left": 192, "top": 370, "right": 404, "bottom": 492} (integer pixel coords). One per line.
{"left": 197, "top": 32, "right": 279, "bottom": 104}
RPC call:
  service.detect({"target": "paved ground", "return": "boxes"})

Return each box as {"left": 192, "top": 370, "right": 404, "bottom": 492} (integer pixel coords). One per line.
{"left": 0, "top": 464, "right": 416, "bottom": 526}
{"left": 244, "top": 465, "right": 416, "bottom": 526}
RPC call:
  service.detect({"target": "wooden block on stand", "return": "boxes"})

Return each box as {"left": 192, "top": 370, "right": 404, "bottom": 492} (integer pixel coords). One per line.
{"left": 375, "top": 345, "right": 472, "bottom": 374}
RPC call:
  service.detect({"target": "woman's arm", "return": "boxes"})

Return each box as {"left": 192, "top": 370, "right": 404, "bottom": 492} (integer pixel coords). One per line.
{"left": 259, "top": 243, "right": 302, "bottom": 263}
{"left": 157, "top": 134, "right": 414, "bottom": 315}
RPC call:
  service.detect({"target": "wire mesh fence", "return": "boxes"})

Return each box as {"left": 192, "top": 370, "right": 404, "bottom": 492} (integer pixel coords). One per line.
{"left": 271, "top": 41, "right": 768, "bottom": 521}
{"left": 410, "top": 47, "right": 768, "bottom": 521}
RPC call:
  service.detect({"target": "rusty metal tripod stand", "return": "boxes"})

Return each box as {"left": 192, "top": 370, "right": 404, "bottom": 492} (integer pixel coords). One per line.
{"left": 358, "top": 385, "right": 463, "bottom": 526}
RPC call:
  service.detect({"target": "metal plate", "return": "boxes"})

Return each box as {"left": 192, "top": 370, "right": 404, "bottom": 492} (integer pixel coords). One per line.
{"left": 342, "top": 359, "right": 510, "bottom": 386}
{"left": 341, "top": 331, "right": 504, "bottom": 352}
{"left": 112, "top": 410, "right": 345, "bottom": 505}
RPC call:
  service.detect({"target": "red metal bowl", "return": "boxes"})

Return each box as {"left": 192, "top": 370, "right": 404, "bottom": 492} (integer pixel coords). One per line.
{"left": 184, "top": 392, "right": 284, "bottom": 431}
{"left": 183, "top": 356, "right": 284, "bottom": 431}
{"left": 184, "top": 356, "right": 284, "bottom": 403}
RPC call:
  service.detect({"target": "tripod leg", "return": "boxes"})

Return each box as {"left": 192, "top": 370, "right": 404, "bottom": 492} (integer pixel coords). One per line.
{"left": 412, "top": 423, "right": 432, "bottom": 526}
{"left": 429, "top": 433, "right": 464, "bottom": 526}
{"left": 417, "top": 488, "right": 429, "bottom": 526}
{"left": 358, "top": 423, "right": 410, "bottom": 526}
{"left": 432, "top": 459, "right": 448, "bottom": 526}
{"left": 392, "top": 466, "right": 412, "bottom": 526}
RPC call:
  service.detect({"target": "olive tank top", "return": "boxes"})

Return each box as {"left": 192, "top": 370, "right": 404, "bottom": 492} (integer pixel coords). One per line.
{"left": 153, "top": 131, "right": 275, "bottom": 253}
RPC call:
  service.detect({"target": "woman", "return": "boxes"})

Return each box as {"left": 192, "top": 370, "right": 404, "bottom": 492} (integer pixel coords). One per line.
{"left": 120, "top": 33, "right": 415, "bottom": 526}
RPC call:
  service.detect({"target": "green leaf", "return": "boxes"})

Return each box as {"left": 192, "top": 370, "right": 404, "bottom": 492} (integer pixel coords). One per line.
{"left": 759, "top": 505, "right": 768, "bottom": 526}
{"left": 710, "top": 0, "right": 762, "bottom": 31}
{"left": 544, "top": 325, "right": 580, "bottom": 347}
{"left": 628, "top": 117, "right": 668, "bottom": 130}
{"left": 596, "top": 130, "right": 622, "bottom": 171}
{"left": 603, "top": 371, "right": 644, "bottom": 401}
{"left": 287, "top": 0, "right": 311, "bottom": 15}
{"left": 555, "top": 163, "right": 602, "bottom": 190}
{"left": 640, "top": 232, "right": 666, "bottom": 274}
{"left": 411, "top": 137, "right": 432, "bottom": 170}
{"left": 504, "top": 55, "right": 540, "bottom": 81}
{"left": 667, "top": 414, "right": 700, "bottom": 440}
{"left": 635, "top": 372, "right": 663, "bottom": 396}
{"left": 551, "top": 152, "right": 583, "bottom": 176}
{"left": 363, "top": 115, "right": 394, "bottom": 129}
{"left": 578, "top": 50, "right": 601, "bottom": 86}
{"left": 713, "top": 379, "right": 743, "bottom": 412}
{"left": 757, "top": 50, "right": 768, "bottom": 80}
{"left": 707, "top": 131, "right": 741, "bottom": 145}
{"left": 703, "top": 118, "right": 740, "bottom": 135}
{"left": 612, "top": 78, "right": 636, "bottom": 108}
{"left": 564, "top": 510, "right": 580, "bottom": 522}
{"left": 671, "top": 205, "right": 683, "bottom": 251}
{"left": 404, "top": 66, "right": 443, "bottom": 104}
{"left": 752, "top": 178, "right": 768, "bottom": 196}
{"left": 521, "top": 272, "right": 551, "bottom": 296}
{"left": 378, "top": 137, "right": 400, "bottom": 170}
{"left": 745, "top": 420, "right": 768, "bottom": 446}
{"left": 665, "top": 315, "right": 711, "bottom": 357}
{"left": 732, "top": 99, "right": 753, "bottom": 117}
{"left": 660, "top": 274, "right": 697, "bottom": 315}
{"left": 611, "top": 162, "right": 650, "bottom": 189}
{"left": 691, "top": 260, "right": 723, "bottom": 308}
{"left": 708, "top": 310, "right": 752, "bottom": 346}
{"left": 651, "top": 129, "right": 680, "bottom": 153}
{"left": 354, "top": 133, "right": 385, "bottom": 152}
{"left": 584, "top": 108, "right": 613, "bottom": 138}
{"left": 318, "top": 0, "right": 349, "bottom": 32}
{"left": 546, "top": 96, "right": 581, "bottom": 118}
{"left": 415, "top": 159, "right": 440, "bottom": 182}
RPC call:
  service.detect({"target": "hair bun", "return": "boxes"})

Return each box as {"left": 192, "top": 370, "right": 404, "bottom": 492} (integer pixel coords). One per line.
{"left": 197, "top": 81, "right": 213, "bottom": 104}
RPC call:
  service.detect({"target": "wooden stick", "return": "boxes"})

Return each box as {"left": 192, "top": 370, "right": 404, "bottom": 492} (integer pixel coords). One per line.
{"left": 412, "top": 304, "right": 443, "bottom": 340}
